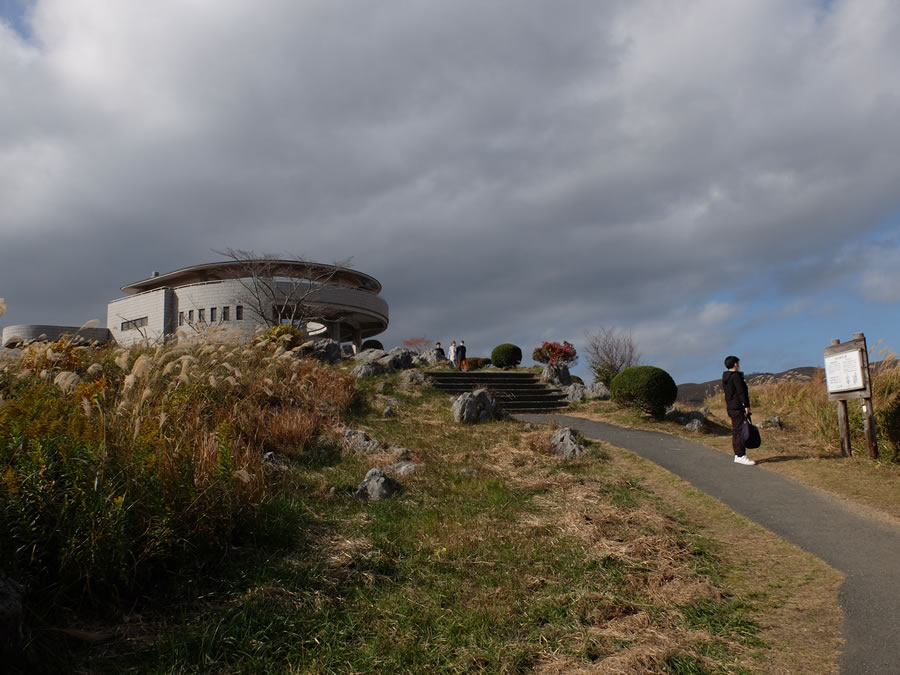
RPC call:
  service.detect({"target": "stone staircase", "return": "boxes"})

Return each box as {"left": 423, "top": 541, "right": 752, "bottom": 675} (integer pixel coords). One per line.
{"left": 426, "top": 370, "right": 568, "bottom": 414}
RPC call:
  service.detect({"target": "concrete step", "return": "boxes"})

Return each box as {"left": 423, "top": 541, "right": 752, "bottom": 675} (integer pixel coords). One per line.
{"left": 426, "top": 370, "right": 569, "bottom": 413}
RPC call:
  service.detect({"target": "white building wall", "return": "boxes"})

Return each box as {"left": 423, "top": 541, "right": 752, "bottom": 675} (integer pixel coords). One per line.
{"left": 107, "top": 288, "right": 174, "bottom": 346}
{"left": 105, "top": 278, "right": 389, "bottom": 345}
{"left": 173, "top": 280, "right": 259, "bottom": 341}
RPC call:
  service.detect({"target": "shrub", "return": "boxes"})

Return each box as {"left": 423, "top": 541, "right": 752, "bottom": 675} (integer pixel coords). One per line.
{"left": 361, "top": 339, "right": 384, "bottom": 351}
{"left": 610, "top": 366, "right": 678, "bottom": 419}
{"left": 532, "top": 341, "right": 577, "bottom": 367}
{"left": 491, "top": 343, "right": 522, "bottom": 368}
{"left": 464, "top": 358, "right": 492, "bottom": 371}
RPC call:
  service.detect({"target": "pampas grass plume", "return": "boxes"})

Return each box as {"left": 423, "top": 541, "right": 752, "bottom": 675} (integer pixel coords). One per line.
{"left": 115, "top": 351, "right": 130, "bottom": 371}
{"left": 130, "top": 354, "right": 153, "bottom": 379}
{"left": 123, "top": 374, "right": 137, "bottom": 393}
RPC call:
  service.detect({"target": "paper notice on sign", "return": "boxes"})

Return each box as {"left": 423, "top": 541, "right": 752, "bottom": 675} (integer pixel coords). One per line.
{"left": 825, "top": 350, "right": 864, "bottom": 393}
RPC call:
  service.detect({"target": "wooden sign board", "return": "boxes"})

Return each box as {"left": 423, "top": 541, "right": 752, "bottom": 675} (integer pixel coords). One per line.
{"left": 824, "top": 337, "right": 871, "bottom": 401}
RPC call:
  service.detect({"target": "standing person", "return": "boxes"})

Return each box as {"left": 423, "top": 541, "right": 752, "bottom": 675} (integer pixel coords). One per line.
{"left": 435, "top": 341, "right": 446, "bottom": 360}
{"left": 723, "top": 355, "right": 754, "bottom": 466}
{"left": 456, "top": 340, "right": 467, "bottom": 371}
{"left": 448, "top": 340, "right": 457, "bottom": 368}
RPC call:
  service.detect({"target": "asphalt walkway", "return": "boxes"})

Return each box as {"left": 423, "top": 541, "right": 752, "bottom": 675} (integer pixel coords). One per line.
{"left": 516, "top": 414, "right": 900, "bottom": 674}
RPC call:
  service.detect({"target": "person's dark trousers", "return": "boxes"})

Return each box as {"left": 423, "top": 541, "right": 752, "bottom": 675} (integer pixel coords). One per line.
{"left": 729, "top": 410, "right": 746, "bottom": 456}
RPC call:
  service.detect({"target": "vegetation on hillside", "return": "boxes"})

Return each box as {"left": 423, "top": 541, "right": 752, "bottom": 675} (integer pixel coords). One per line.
{"left": 0, "top": 335, "right": 843, "bottom": 672}
{"left": 0, "top": 331, "right": 353, "bottom": 614}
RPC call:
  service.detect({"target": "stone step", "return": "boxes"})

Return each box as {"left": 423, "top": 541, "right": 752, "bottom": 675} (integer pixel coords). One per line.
{"left": 429, "top": 383, "right": 561, "bottom": 392}
{"left": 437, "top": 389, "right": 566, "bottom": 401}
{"left": 427, "top": 370, "right": 570, "bottom": 413}
{"left": 427, "top": 371, "right": 538, "bottom": 378}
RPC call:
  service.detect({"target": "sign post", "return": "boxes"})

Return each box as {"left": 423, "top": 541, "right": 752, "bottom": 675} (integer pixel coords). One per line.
{"left": 824, "top": 333, "right": 877, "bottom": 459}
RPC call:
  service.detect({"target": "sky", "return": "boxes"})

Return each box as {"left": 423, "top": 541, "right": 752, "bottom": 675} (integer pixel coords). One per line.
{"left": 2, "top": 0, "right": 900, "bottom": 385}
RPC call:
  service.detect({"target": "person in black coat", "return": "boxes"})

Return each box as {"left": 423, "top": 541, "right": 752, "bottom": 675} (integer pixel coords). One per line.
{"left": 723, "top": 355, "right": 755, "bottom": 466}
{"left": 456, "top": 341, "right": 467, "bottom": 371}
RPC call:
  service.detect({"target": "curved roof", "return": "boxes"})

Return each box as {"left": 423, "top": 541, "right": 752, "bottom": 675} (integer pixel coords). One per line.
{"left": 121, "top": 260, "right": 382, "bottom": 295}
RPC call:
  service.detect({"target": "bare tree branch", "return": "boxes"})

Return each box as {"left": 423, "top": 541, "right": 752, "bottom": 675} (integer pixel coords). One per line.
{"left": 586, "top": 327, "right": 642, "bottom": 386}
{"left": 213, "top": 249, "right": 352, "bottom": 335}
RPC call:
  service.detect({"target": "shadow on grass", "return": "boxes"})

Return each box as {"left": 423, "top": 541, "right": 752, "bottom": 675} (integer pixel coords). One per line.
{"left": 756, "top": 454, "right": 846, "bottom": 464}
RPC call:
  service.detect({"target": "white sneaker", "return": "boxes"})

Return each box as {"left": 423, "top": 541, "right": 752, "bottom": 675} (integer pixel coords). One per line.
{"left": 734, "top": 455, "right": 755, "bottom": 466}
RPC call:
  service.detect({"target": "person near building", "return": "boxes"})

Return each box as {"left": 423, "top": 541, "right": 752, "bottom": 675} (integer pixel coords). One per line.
{"left": 456, "top": 340, "right": 467, "bottom": 371}
{"left": 723, "top": 355, "right": 754, "bottom": 466}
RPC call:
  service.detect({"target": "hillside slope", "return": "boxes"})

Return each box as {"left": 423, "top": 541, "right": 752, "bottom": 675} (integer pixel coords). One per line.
{"left": 677, "top": 367, "right": 819, "bottom": 405}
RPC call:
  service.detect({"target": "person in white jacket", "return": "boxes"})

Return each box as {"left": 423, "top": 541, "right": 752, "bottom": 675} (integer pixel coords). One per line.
{"left": 448, "top": 340, "right": 457, "bottom": 367}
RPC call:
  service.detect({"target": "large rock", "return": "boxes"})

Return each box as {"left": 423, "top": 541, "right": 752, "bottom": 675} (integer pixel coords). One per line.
{"left": 452, "top": 388, "right": 503, "bottom": 424}
{"left": 0, "top": 572, "right": 25, "bottom": 654}
{"left": 541, "top": 364, "right": 572, "bottom": 386}
{"left": 586, "top": 382, "right": 610, "bottom": 400}
{"left": 415, "top": 348, "right": 449, "bottom": 367}
{"left": 300, "top": 339, "right": 341, "bottom": 364}
{"left": 550, "top": 427, "right": 585, "bottom": 457}
{"left": 342, "top": 429, "right": 382, "bottom": 454}
{"left": 377, "top": 347, "right": 416, "bottom": 372}
{"left": 564, "top": 383, "right": 588, "bottom": 402}
{"left": 351, "top": 362, "right": 386, "bottom": 380}
{"left": 355, "top": 468, "right": 400, "bottom": 501}
{"left": 351, "top": 348, "right": 388, "bottom": 363}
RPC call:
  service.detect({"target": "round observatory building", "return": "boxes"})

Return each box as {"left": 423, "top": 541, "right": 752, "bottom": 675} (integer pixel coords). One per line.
{"left": 106, "top": 260, "right": 389, "bottom": 348}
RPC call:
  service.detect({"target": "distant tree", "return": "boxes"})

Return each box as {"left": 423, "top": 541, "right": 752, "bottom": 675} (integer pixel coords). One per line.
{"left": 403, "top": 336, "right": 431, "bottom": 354}
{"left": 214, "top": 248, "right": 352, "bottom": 332}
{"left": 586, "top": 327, "right": 641, "bottom": 386}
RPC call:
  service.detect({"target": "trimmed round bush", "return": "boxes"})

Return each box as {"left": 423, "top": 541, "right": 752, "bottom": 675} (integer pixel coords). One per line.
{"left": 609, "top": 366, "right": 678, "bottom": 419}
{"left": 361, "top": 339, "right": 384, "bottom": 351}
{"left": 491, "top": 343, "right": 522, "bottom": 368}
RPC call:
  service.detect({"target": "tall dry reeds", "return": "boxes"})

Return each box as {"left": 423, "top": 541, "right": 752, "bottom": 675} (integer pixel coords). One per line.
{"left": 726, "top": 343, "right": 900, "bottom": 460}
{"left": 0, "top": 330, "right": 354, "bottom": 608}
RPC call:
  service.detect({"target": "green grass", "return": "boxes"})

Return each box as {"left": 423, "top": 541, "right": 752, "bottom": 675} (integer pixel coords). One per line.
{"left": 3, "top": 354, "right": 797, "bottom": 673}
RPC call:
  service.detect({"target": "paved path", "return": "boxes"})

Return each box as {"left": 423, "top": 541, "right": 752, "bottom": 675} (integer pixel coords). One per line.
{"left": 516, "top": 414, "right": 900, "bottom": 674}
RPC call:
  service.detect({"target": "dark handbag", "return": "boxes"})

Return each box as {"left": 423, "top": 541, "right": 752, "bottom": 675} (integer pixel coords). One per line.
{"left": 741, "top": 415, "right": 762, "bottom": 449}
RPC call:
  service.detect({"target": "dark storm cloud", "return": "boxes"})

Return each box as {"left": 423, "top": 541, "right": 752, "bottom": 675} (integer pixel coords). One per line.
{"left": 2, "top": 0, "right": 900, "bottom": 381}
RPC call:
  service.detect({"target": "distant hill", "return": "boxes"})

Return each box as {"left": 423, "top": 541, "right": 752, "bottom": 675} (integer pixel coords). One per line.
{"left": 676, "top": 367, "right": 820, "bottom": 406}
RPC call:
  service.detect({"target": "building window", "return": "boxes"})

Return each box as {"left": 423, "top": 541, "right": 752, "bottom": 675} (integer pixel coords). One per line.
{"left": 178, "top": 312, "right": 184, "bottom": 326}
{"left": 121, "top": 317, "right": 149, "bottom": 332}
{"left": 236, "top": 305, "right": 243, "bottom": 320}
{"left": 188, "top": 310, "right": 194, "bottom": 322}
{"left": 210, "top": 307, "right": 217, "bottom": 323}
{"left": 222, "top": 306, "right": 230, "bottom": 321}
{"left": 198, "top": 308, "right": 205, "bottom": 323}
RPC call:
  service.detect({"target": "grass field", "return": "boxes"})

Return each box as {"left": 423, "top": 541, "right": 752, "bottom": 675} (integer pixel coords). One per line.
{"left": 1, "top": 341, "right": 847, "bottom": 672}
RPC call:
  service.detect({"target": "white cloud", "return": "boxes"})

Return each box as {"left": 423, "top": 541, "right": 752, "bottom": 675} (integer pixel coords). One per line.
{"left": 2, "top": 0, "right": 900, "bottom": 383}
{"left": 861, "top": 247, "right": 900, "bottom": 303}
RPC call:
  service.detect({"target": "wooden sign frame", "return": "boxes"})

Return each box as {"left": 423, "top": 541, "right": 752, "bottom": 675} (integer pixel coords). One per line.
{"left": 824, "top": 337, "right": 870, "bottom": 401}
{"left": 824, "top": 333, "right": 877, "bottom": 459}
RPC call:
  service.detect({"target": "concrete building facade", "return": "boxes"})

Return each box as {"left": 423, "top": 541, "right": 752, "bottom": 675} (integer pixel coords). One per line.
{"left": 3, "top": 260, "right": 389, "bottom": 349}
